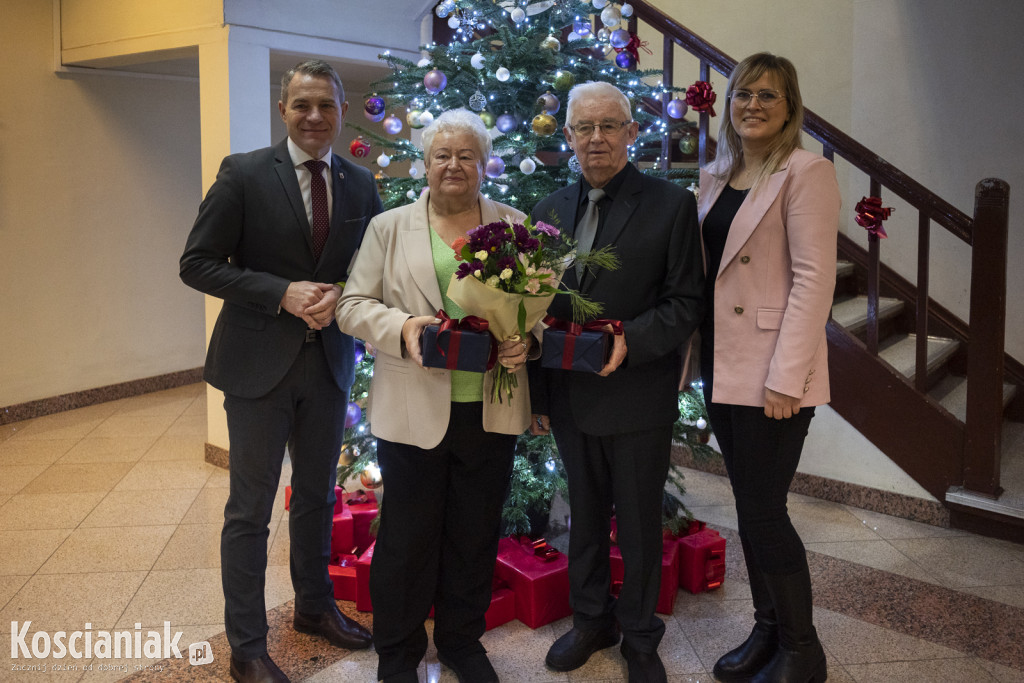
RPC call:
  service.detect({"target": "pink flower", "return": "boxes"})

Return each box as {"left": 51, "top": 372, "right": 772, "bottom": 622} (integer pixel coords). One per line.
{"left": 525, "top": 278, "right": 541, "bottom": 294}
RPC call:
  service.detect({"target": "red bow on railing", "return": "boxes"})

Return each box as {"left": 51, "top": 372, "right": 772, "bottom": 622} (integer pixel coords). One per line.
{"left": 434, "top": 310, "right": 498, "bottom": 370}
{"left": 613, "top": 33, "right": 652, "bottom": 64}
{"left": 542, "top": 316, "right": 624, "bottom": 370}
{"left": 685, "top": 80, "right": 717, "bottom": 117}
{"left": 854, "top": 196, "right": 894, "bottom": 238}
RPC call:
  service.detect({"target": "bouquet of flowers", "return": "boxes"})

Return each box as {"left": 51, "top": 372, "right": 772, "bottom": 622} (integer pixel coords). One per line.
{"left": 447, "top": 216, "right": 618, "bottom": 403}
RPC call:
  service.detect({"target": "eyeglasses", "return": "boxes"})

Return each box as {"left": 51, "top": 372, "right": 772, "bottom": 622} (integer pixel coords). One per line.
{"left": 567, "top": 120, "right": 633, "bottom": 138}
{"left": 729, "top": 89, "right": 786, "bottom": 109}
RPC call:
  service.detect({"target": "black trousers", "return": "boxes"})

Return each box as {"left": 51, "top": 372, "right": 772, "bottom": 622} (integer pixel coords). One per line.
{"left": 550, "top": 401, "right": 672, "bottom": 653}
{"left": 221, "top": 340, "right": 347, "bottom": 660}
{"left": 370, "top": 402, "right": 515, "bottom": 679}
{"left": 704, "top": 399, "right": 816, "bottom": 576}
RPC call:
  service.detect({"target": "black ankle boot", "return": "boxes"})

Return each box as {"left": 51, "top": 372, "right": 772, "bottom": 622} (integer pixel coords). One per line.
{"left": 713, "top": 541, "right": 777, "bottom": 682}
{"left": 751, "top": 566, "right": 826, "bottom": 683}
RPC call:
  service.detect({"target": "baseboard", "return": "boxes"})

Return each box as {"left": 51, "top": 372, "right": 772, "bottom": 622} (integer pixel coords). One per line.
{"left": 671, "top": 443, "right": 950, "bottom": 528}
{"left": 0, "top": 368, "right": 204, "bottom": 425}
{"left": 205, "top": 442, "right": 229, "bottom": 470}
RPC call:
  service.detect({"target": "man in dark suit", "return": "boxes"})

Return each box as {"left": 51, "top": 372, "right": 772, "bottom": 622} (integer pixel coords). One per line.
{"left": 180, "top": 59, "right": 383, "bottom": 683}
{"left": 529, "top": 81, "right": 703, "bottom": 682}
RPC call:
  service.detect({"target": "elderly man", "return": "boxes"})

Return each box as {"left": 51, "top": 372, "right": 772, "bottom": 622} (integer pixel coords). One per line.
{"left": 529, "top": 81, "right": 703, "bottom": 682}
{"left": 181, "top": 59, "right": 382, "bottom": 683}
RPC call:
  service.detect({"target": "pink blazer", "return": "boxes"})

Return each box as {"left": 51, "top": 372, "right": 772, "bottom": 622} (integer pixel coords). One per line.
{"left": 698, "top": 148, "right": 840, "bottom": 407}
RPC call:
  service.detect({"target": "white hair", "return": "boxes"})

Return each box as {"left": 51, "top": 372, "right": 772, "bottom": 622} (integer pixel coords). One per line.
{"left": 421, "top": 108, "right": 492, "bottom": 165}
{"left": 565, "top": 81, "right": 632, "bottom": 124}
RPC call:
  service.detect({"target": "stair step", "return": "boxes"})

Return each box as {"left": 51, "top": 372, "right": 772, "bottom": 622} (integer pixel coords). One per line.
{"left": 929, "top": 375, "right": 1019, "bottom": 423}
{"left": 831, "top": 295, "right": 904, "bottom": 332}
{"left": 945, "top": 486, "right": 1024, "bottom": 520}
{"left": 877, "top": 334, "right": 959, "bottom": 381}
{"left": 836, "top": 260, "right": 855, "bottom": 279}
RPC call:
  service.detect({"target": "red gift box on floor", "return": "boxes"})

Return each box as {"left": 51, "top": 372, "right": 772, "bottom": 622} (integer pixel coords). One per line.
{"left": 355, "top": 542, "right": 375, "bottom": 612}
{"left": 284, "top": 485, "right": 348, "bottom": 514}
{"left": 342, "top": 489, "right": 378, "bottom": 551}
{"left": 485, "top": 581, "right": 516, "bottom": 631}
{"left": 609, "top": 539, "right": 681, "bottom": 615}
{"left": 328, "top": 553, "right": 359, "bottom": 601}
{"left": 679, "top": 528, "right": 726, "bottom": 594}
{"left": 425, "top": 576, "right": 517, "bottom": 631}
{"left": 494, "top": 536, "right": 571, "bottom": 629}
{"left": 330, "top": 507, "right": 354, "bottom": 564}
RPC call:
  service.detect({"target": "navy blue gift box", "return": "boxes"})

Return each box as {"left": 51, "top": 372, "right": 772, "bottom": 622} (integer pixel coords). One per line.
{"left": 540, "top": 327, "right": 611, "bottom": 373}
{"left": 421, "top": 322, "right": 495, "bottom": 372}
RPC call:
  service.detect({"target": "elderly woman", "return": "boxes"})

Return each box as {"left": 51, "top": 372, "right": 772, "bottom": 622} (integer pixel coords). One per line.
{"left": 697, "top": 53, "right": 839, "bottom": 683}
{"left": 336, "top": 108, "right": 532, "bottom": 683}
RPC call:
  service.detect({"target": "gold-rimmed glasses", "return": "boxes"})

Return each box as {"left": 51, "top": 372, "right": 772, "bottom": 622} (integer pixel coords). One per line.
{"left": 729, "top": 89, "right": 786, "bottom": 109}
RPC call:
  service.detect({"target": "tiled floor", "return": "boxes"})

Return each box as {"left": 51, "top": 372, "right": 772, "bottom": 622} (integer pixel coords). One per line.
{"left": 1, "top": 384, "right": 1023, "bottom": 682}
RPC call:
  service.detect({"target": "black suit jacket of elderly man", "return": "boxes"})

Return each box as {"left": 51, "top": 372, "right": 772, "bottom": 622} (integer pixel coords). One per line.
{"left": 180, "top": 138, "right": 382, "bottom": 659}
{"left": 529, "top": 161, "right": 703, "bottom": 652}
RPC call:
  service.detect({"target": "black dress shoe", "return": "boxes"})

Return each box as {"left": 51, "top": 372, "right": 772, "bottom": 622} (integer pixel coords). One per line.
{"left": 545, "top": 624, "right": 620, "bottom": 672}
{"left": 293, "top": 603, "right": 372, "bottom": 649}
{"left": 229, "top": 654, "right": 289, "bottom": 683}
{"left": 620, "top": 641, "right": 667, "bottom": 683}
{"left": 437, "top": 650, "right": 498, "bottom": 683}
{"left": 381, "top": 671, "right": 419, "bottom": 683}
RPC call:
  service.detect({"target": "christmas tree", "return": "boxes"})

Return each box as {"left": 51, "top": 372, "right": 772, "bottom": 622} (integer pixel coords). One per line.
{"left": 338, "top": 0, "right": 714, "bottom": 536}
{"left": 348, "top": 0, "right": 700, "bottom": 213}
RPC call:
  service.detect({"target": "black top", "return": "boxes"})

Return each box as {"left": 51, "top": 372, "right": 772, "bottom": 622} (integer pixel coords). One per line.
{"left": 700, "top": 184, "right": 748, "bottom": 401}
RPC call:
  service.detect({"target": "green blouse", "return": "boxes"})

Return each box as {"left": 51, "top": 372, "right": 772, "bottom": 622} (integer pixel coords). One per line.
{"left": 429, "top": 227, "right": 484, "bottom": 402}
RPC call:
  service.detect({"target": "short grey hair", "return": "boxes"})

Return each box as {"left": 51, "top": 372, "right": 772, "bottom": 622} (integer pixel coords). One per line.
{"left": 421, "top": 108, "right": 493, "bottom": 165}
{"left": 565, "top": 81, "right": 632, "bottom": 124}
{"left": 280, "top": 59, "right": 345, "bottom": 105}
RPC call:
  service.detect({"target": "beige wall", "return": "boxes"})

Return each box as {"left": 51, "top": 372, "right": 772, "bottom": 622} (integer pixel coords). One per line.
{"left": 0, "top": 1, "right": 401, "bottom": 408}
{"left": 848, "top": 0, "right": 1023, "bottom": 361}
{"left": 0, "top": 0, "right": 205, "bottom": 406}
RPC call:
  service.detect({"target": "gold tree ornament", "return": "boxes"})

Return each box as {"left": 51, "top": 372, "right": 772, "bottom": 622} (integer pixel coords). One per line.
{"left": 360, "top": 463, "right": 383, "bottom": 489}
{"left": 531, "top": 113, "right": 557, "bottom": 136}
{"left": 340, "top": 443, "right": 359, "bottom": 466}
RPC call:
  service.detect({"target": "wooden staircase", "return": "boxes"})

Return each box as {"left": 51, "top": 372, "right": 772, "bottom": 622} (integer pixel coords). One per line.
{"left": 622, "top": 0, "right": 1023, "bottom": 539}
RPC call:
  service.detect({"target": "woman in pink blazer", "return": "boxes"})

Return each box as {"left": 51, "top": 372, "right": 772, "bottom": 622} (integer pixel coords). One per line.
{"left": 698, "top": 54, "right": 840, "bottom": 683}
{"left": 337, "top": 109, "right": 533, "bottom": 683}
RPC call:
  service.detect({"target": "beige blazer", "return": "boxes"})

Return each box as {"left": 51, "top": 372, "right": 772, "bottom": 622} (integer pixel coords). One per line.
{"left": 698, "top": 149, "right": 840, "bottom": 407}
{"left": 336, "top": 191, "right": 531, "bottom": 449}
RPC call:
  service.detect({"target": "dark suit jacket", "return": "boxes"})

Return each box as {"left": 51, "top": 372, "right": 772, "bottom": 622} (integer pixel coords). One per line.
{"left": 529, "top": 163, "right": 704, "bottom": 435}
{"left": 180, "top": 139, "right": 383, "bottom": 399}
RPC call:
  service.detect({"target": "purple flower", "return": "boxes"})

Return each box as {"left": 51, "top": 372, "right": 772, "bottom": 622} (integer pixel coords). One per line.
{"left": 456, "top": 260, "right": 483, "bottom": 280}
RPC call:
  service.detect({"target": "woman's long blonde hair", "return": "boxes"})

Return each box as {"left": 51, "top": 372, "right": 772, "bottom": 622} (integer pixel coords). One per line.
{"left": 714, "top": 53, "right": 805, "bottom": 194}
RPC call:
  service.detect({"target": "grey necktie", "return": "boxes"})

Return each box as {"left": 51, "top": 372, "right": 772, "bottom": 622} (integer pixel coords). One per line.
{"left": 575, "top": 188, "right": 606, "bottom": 278}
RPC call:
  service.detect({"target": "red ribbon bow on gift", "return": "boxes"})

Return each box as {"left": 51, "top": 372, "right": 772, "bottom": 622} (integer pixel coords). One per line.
{"left": 434, "top": 310, "right": 498, "bottom": 371}
{"left": 855, "top": 196, "right": 894, "bottom": 238}
{"left": 685, "top": 80, "right": 717, "bottom": 117}
{"left": 517, "top": 535, "right": 561, "bottom": 562}
{"left": 542, "top": 316, "right": 624, "bottom": 370}
{"left": 346, "top": 489, "right": 370, "bottom": 505}
{"left": 613, "top": 33, "right": 652, "bottom": 64}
